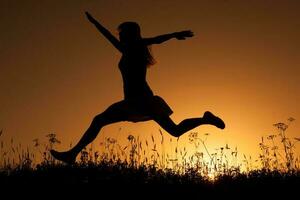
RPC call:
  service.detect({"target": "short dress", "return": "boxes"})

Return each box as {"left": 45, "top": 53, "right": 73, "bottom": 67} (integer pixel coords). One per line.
{"left": 117, "top": 95, "right": 173, "bottom": 122}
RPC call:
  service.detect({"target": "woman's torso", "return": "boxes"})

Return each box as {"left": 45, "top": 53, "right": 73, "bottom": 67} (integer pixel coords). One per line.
{"left": 118, "top": 43, "right": 153, "bottom": 100}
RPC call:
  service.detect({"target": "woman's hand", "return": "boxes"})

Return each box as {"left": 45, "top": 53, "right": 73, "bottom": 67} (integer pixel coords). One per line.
{"left": 174, "top": 30, "right": 194, "bottom": 40}
{"left": 85, "top": 11, "right": 97, "bottom": 24}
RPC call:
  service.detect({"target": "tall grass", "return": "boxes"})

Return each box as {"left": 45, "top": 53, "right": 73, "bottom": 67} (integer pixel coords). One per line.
{"left": 0, "top": 118, "right": 299, "bottom": 182}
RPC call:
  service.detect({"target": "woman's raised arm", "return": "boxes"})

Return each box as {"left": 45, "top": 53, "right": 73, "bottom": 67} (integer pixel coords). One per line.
{"left": 143, "top": 30, "right": 194, "bottom": 45}
{"left": 85, "top": 12, "right": 122, "bottom": 52}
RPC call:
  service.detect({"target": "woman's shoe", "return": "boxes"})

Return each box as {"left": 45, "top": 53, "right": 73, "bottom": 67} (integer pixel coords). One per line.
{"left": 203, "top": 111, "right": 225, "bottom": 129}
{"left": 50, "top": 150, "right": 76, "bottom": 164}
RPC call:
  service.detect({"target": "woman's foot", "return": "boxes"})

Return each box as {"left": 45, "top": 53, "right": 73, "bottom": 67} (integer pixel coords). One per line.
{"left": 203, "top": 111, "right": 225, "bottom": 129}
{"left": 50, "top": 150, "right": 76, "bottom": 164}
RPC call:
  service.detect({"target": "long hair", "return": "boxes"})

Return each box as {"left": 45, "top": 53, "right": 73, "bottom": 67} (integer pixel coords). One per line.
{"left": 118, "top": 22, "right": 155, "bottom": 67}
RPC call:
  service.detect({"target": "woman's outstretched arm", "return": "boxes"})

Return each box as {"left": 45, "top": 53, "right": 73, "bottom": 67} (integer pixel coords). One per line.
{"left": 85, "top": 12, "right": 122, "bottom": 52}
{"left": 143, "top": 30, "right": 194, "bottom": 45}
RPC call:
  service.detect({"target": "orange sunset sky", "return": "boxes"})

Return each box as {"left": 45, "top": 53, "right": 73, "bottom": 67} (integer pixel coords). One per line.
{"left": 1, "top": 0, "right": 300, "bottom": 163}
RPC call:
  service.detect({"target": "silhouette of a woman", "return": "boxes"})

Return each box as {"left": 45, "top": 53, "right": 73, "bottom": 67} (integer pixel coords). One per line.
{"left": 50, "top": 12, "right": 225, "bottom": 164}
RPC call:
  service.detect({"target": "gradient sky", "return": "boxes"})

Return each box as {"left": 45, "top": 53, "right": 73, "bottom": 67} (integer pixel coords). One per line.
{"left": 1, "top": 0, "right": 300, "bottom": 163}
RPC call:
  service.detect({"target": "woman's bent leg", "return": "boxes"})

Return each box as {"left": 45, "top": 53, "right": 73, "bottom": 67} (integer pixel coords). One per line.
{"left": 50, "top": 101, "right": 131, "bottom": 163}
{"left": 154, "top": 111, "right": 225, "bottom": 137}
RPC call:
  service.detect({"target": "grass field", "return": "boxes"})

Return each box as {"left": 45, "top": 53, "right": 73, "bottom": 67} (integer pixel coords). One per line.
{"left": 0, "top": 119, "right": 299, "bottom": 196}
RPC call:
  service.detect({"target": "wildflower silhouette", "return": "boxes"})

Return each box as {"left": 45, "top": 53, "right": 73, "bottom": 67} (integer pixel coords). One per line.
{"left": 50, "top": 12, "right": 225, "bottom": 164}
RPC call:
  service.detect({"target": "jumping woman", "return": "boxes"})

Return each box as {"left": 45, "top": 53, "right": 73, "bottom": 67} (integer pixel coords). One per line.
{"left": 50, "top": 12, "right": 225, "bottom": 164}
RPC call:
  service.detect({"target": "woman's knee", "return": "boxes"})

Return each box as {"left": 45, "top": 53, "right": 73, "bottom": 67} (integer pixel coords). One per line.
{"left": 154, "top": 116, "right": 179, "bottom": 137}
{"left": 169, "top": 127, "right": 181, "bottom": 137}
{"left": 92, "top": 113, "right": 106, "bottom": 126}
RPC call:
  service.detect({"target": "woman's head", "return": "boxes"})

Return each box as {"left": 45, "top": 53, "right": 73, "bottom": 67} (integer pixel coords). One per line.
{"left": 118, "top": 21, "right": 155, "bottom": 66}
{"left": 118, "top": 22, "right": 141, "bottom": 43}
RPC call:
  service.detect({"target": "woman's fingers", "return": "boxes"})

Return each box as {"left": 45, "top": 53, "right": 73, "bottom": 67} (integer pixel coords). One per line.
{"left": 175, "top": 30, "right": 194, "bottom": 40}
{"left": 85, "top": 11, "right": 91, "bottom": 17}
{"left": 85, "top": 11, "right": 95, "bottom": 22}
{"left": 180, "top": 30, "right": 194, "bottom": 37}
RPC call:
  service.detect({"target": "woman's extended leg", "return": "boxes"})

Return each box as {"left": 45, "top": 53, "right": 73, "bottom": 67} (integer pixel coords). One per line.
{"left": 153, "top": 111, "right": 225, "bottom": 137}
{"left": 50, "top": 101, "right": 133, "bottom": 164}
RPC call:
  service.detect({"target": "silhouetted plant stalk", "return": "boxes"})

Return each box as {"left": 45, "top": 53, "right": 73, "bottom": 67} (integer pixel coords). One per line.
{"left": 127, "top": 134, "right": 138, "bottom": 167}
{"left": 44, "top": 133, "right": 61, "bottom": 165}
